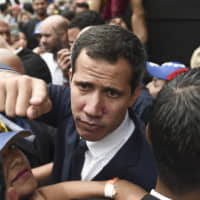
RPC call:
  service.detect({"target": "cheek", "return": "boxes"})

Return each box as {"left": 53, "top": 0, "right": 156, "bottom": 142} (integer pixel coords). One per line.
{"left": 150, "top": 86, "right": 161, "bottom": 98}
{"left": 104, "top": 99, "right": 129, "bottom": 121}
{"left": 70, "top": 90, "right": 84, "bottom": 113}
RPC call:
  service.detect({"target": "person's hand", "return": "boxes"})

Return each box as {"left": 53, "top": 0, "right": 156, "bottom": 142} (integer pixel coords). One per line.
{"left": 114, "top": 179, "right": 147, "bottom": 200}
{"left": 57, "top": 48, "right": 71, "bottom": 80}
{"left": 29, "top": 190, "right": 46, "bottom": 200}
{"left": 0, "top": 72, "right": 52, "bottom": 119}
{"left": 6, "top": 187, "right": 18, "bottom": 200}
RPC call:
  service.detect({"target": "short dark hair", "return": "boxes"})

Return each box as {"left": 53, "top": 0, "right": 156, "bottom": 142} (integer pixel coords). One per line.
{"left": 68, "top": 10, "right": 105, "bottom": 30}
{"left": 60, "top": 7, "right": 75, "bottom": 21}
{"left": 71, "top": 25, "right": 146, "bottom": 93}
{"left": 149, "top": 68, "right": 200, "bottom": 194}
{"left": 76, "top": 2, "right": 89, "bottom": 9}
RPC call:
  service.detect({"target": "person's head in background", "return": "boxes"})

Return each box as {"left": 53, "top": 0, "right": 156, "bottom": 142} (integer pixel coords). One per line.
{"left": 10, "top": 4, "right": 21, "bottom": 19}
{"left": 40, "top": 15, "right": 70, "bottom": 56}
{"left": 75, "top": 2, "right": 89, "bottom": 13}
{"left": 148, "top": 68, "right": 200, "bottom": 199}
{"left": 47, "top": 3, "right": 59, "bottom": 15}
{"left": 60, "top": 7, "right": 75, "bottom": 21}
{"left": 68, "top": 10, "right": 104, "bottom": 47}
{"left": 0, "top": 21, "right": 11, "bottom": 44}
{"left": 0, "top": 20, "right": 28, "bottom": 50}
{"left": 107, "top": 16, "right": 128, "bottom": 30}
{"left": 17, "top": 11, "right": 32, "bottom": 23}
{"left": 1, "top": 130, "right": 38, "bottom": 199}
{"left": 146, "top": 62, "right": 188, "bottom": 98}
{"left": 32, "top": 0, "right": 48, "bottom": 20}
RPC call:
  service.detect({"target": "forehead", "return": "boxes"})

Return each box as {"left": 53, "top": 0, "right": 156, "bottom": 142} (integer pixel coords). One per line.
{"left": 153, "top": 77, "right": 166, "bottom": 85}
{"left": 33, "top": 0, "right": 47, "bottom": 4}
{"left": 41, "top": 22, "right": 55, "bottom": 34}
{"left": 74, "top": 49, "right": 132, "bottom": 87}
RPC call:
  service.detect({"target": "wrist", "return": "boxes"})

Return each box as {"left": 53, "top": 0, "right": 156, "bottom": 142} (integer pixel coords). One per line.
{"left": 104, "top": 177, "right": 119, "bottom": 199}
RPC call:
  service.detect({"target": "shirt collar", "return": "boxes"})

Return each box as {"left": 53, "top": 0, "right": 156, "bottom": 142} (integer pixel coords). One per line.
{"left": 86, "top": 111, "right": 135, "bottom": 157}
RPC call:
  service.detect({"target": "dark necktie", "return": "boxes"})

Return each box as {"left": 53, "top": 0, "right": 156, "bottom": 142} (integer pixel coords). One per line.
{"left": 69, "top": 139, "right": 88, "bottom": 180}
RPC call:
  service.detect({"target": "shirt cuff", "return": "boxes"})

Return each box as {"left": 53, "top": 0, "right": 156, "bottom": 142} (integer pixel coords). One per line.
{"left": 0, "top": 63, "right": 17, "bottom": 73}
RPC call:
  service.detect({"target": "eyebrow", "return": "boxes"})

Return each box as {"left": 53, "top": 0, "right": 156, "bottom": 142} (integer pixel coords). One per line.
{"left": 74, "top": 80, "right": 123, "bottom": 94}
{"left": 104, "top": 86, "right": 124, "bottom": 95}
{"left": 74, "top": 80, "right": 93, "bottom": 86}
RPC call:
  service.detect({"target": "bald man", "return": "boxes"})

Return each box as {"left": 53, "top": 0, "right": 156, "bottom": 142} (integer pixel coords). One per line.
{"left": 40, "top": 15, "right": 71, "bottom": 85}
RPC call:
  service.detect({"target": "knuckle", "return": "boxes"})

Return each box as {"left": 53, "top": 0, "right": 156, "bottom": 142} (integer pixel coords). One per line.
{"left": 15, "top": 108, "right": 27, "bottom": 117}
{"left": 5, "top": 108, "right": 15, "bottom": 118}
{"left": 19, "top": 75, "right": 33, "bottom": 84}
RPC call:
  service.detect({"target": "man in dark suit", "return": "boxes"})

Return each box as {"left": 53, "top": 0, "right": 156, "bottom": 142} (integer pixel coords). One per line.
{"left": 0, "top": 25, "right": 157, "bottom": 191}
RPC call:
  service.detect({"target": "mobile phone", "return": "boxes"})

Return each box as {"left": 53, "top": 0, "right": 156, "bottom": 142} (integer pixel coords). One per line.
{"left": 0, "top": 154, "right": 5, "bottom": 200}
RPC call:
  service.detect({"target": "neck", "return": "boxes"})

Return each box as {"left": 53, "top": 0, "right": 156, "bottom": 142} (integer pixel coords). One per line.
{"left": 36, "top": 13, "right": 47, "bottom": 21}
{"left": 156, "top": 177, "right": 200, "bottom": 200}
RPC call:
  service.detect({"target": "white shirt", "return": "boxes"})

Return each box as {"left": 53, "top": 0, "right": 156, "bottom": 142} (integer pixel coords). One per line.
{"left": 41, "top": 52, "right": 64, "bottom": 85}
{"left": 150, "top": 189, "right": 172, "bottom": 200}
{"left": 81, "top": 111, "right": 135, "bottom": 180}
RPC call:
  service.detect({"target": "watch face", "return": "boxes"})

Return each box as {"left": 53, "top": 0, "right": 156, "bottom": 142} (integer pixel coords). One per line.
{"left": 0, "top": 155, "right": 5, "bottom": 200}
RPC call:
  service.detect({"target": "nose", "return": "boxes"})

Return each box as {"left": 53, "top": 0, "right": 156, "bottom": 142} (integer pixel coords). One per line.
{"left": 40, "top": 36, "right": 46, "bottom": 46}
{"left": 146, "top": 81, "right": 152, "bottom": 90}
{"left": 10, "top": 154, "right": 24, "bottom": 169}
{"left": 83, "top": 92, "right": 104, "bottom": 118}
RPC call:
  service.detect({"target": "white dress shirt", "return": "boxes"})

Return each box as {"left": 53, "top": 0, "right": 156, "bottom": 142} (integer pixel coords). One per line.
{"left": 81, "top": 111, "right": 135, "bottom": 180}
{"left": 41, "top": 52, "right": 64, "bottom": 85}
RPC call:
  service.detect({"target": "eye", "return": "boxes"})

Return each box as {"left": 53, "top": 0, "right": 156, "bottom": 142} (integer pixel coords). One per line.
{"left": 107, "top": 89, "right": 120, "bottom": 98}
{"left": 78, "top": 82, "right": 91, "bottom": 91}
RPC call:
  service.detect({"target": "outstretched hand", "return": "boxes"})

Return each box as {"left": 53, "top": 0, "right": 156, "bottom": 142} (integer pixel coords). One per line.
{"left": 0, "top": 72, "right": 52, "bottom": 119}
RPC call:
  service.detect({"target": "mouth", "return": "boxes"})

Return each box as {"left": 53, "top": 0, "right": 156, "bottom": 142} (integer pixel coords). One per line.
{"left": 11, "top": 168, "right": 30, "bottom": 184}
{"left": 77, "top": 119, "right": 103, "bottom": 132}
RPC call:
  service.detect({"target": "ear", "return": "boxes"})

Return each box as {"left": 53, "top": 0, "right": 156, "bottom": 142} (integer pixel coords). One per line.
{"left": 146, "top": 123, "right": 152, "bottom": 144}
{"left": 128, "top": 85, "right": 142, "bottom": 106}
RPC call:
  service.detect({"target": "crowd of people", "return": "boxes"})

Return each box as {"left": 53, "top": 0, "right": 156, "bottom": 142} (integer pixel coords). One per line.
{"left": 0, "top": 0, "right": 200, "bottom": 200}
